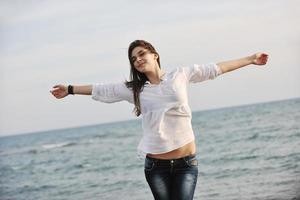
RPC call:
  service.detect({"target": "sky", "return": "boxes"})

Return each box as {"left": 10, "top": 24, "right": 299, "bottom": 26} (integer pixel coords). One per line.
{"left": 0, "top": 0, "right": 299, "bottom": 137}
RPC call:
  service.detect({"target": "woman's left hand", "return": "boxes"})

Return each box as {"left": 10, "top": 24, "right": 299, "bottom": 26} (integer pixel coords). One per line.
{"left": 252, "top": 53, "right": 269, "bottom": 65}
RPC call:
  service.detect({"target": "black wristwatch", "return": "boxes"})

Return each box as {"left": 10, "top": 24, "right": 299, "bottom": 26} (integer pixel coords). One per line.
{"left": 68, "top": 85, "right": 74, "bottom": 95}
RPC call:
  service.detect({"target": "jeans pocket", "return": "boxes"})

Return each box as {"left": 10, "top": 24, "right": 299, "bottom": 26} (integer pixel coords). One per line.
{"left": 184, "top": 157, "right": 198, "bottom": 167}
{"left": 144, "top": 158, "right": 155, "bottom": 171}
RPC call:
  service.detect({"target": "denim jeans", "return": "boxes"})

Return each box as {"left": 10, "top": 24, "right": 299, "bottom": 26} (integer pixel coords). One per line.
{"left": 144, "top": 154, "right": 198, "bottom": 200}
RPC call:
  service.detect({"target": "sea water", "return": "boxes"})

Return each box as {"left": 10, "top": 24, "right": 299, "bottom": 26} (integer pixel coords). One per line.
{"left": 1, "top": 98, "right": 299, "bottom": 200}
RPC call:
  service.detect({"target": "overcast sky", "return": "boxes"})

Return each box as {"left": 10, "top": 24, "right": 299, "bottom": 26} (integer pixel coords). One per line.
{"left": 0, "top": 0, "right": 299, "bottom": 136}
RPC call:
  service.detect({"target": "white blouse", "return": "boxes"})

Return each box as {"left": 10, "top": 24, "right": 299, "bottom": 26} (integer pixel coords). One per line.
{"left": 92, "top": 63, "right": 222, "bottom": 157}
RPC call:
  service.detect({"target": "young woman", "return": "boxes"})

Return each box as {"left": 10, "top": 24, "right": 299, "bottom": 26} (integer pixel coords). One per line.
{"left": 51, "top": 40, "right": 268, "bottom": 200}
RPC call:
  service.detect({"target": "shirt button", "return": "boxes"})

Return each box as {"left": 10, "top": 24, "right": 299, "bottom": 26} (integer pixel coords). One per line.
{"left": 170, "top": 160, "right": 174, "bottom": 164}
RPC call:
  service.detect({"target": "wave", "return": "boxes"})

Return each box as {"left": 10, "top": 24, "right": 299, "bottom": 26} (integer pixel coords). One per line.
{"left": 247, "top": 132, "right": 259, "bottom": 140}
{"left": 27, "top": 149, "right": 38, "bottom": 154}
{"left": 42, "top": 142, "right": 77, "bottom": 149}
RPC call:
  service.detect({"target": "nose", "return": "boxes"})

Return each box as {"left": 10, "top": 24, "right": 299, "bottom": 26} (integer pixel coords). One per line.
{"left": 136, "top": 56, "right": 143, "bottom": 62}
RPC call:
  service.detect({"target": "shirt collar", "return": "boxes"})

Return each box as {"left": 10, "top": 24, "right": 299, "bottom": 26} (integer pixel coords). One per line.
{"left": 145, "top": 72, "right": 167, "bottom": 85}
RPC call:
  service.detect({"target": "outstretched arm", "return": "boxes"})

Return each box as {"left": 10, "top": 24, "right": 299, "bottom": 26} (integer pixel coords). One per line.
{"left": 217, "top": 53, "right": 269, "bottom": 74}
{"left": 50, "top": 85, "right": 92, "bottom": 99}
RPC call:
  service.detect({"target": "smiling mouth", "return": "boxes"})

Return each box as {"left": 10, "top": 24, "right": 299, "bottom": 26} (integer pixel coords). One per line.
{"left": 138, "top": 63, "right": 146, "bottom": 68}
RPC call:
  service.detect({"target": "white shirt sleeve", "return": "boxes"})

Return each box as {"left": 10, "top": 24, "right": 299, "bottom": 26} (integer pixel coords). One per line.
{"left": 182, "top": 63, "right": 222, "bottom": 83}
{"left": 91, "top": 82, "right": 134, "bottom": 104}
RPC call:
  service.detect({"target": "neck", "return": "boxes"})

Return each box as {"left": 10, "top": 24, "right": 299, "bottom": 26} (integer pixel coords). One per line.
{"left": 145, "top": 67, "right": 164, "bottom": 85}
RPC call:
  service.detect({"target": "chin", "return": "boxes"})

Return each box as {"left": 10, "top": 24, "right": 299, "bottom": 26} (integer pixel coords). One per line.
{"left": 138, "top": 67, "right": 147, "bottom": 73}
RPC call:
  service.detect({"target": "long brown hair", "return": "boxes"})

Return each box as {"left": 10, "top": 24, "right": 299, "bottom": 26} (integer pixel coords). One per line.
{"left": 126, "top": 40, "right": 161, "bottom": 116}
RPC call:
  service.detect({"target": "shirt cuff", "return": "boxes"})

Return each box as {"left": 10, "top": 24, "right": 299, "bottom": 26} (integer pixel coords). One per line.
{"left": 214, "top": 63, "right": 223, "bottom": 76}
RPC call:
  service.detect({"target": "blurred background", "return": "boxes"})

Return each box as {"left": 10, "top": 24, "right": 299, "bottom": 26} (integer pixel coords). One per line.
{"left": 1, "top": 1, "right": 300, "bottom": 200}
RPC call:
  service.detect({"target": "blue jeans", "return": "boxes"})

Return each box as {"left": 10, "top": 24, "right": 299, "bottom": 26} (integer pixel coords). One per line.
{"left": 144, "top": 154, "right": 198, "bottom": 200}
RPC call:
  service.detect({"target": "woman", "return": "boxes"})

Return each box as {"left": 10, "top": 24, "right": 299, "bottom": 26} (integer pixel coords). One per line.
{"left": 51, "top": 40, "right": 268, "bottom": 200}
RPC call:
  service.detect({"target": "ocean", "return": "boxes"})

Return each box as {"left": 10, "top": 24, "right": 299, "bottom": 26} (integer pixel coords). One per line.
{"left": 0, "top": 98, "right": 299, "bottom": 200}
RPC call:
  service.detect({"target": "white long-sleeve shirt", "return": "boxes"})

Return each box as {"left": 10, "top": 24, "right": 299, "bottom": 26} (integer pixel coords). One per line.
{"left": 92, "top": 63, "right": 222, "bottom": 157}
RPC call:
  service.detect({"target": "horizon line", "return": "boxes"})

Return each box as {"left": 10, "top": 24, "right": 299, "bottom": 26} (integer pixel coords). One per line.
{"left": 1, "top": 96, "right": 299, "bottom": 138}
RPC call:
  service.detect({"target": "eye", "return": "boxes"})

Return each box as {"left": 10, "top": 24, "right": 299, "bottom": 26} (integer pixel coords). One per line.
{"left": 131, "top": 57, "right": 136, "bottom": 62}
{"left": 139, "top": 51, "right": 146, "bottom": 56}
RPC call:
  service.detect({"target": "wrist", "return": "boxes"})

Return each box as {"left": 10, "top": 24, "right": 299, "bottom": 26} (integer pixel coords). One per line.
{"left": 68, "top": 85, "right": 74, "bottom": 95}
{"left": 248, "top": 54, "right": 256, "bottom": 65}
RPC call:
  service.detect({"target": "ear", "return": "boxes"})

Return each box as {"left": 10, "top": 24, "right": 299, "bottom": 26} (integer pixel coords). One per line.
{"left": 154, "top": 54, "right": 159, "bottom": 59}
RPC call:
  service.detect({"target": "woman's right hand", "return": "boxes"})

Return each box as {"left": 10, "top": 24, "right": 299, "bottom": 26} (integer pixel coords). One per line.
{"left": 50, "top": 85, "right": 68, "bottom": 99}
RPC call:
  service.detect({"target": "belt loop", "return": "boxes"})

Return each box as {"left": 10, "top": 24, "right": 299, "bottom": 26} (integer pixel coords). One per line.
{"left": 170, "top": 159, "right": 174, "bottom": 173}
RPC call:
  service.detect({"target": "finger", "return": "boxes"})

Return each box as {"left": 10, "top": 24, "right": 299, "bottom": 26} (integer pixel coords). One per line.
{"left": 53, "top": 85, "right": 60, "bottom": 88}
{"left": 57, "top": 94, "right": 65, "bottom": 99}
{"left": 50, "top": 88, "right": 59, "bottom": 93}
{"left": 50, "top": 89, "right": 57, "bottom": 95}
{"left": 260, "top": 53, "right": 268, "bottom": 59}
{"left": 51, "top": 92, "right": 58, "bottom": 98}
{"left": 56, "top": 94, "right": 63, "bottom": 99}
{"left": 52, "top": 90, "right": 63, "bottom": 96}
{"left": 51, "top": 92, "right": 58, "bottom": 97}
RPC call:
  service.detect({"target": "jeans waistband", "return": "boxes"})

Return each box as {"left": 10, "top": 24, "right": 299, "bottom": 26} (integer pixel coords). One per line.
{"left": 146, "top": 154, "right": 196, "bottom": 164}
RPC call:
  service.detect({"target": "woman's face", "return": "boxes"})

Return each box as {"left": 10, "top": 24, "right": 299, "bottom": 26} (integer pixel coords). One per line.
{"left": 131, "top": 46, "right": 158, "bottom": 74}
